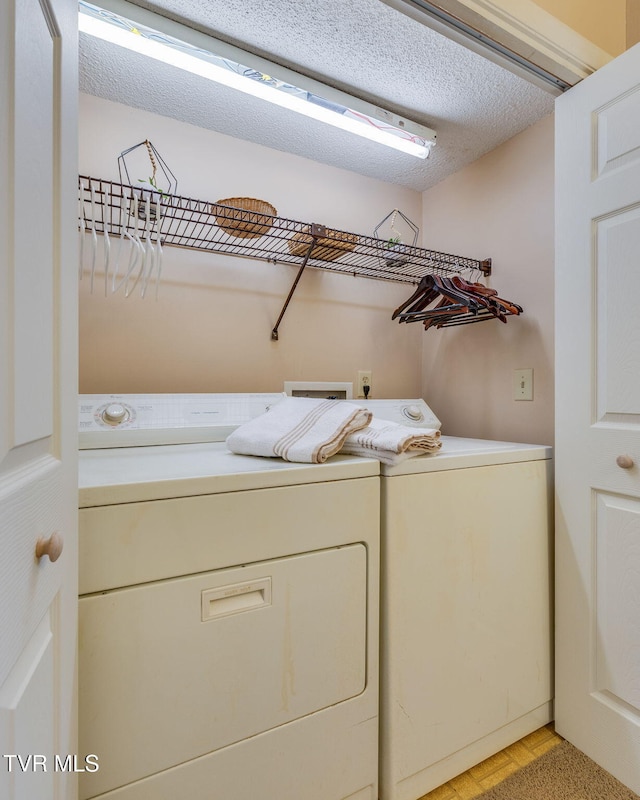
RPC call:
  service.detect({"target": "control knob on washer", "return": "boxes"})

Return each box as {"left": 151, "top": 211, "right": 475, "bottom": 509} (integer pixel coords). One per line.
{"left": 403, "top": 404, "right": 424, "bottom": 422}
{"left": 102, "top": 403, "right": 128, "bottom": 425}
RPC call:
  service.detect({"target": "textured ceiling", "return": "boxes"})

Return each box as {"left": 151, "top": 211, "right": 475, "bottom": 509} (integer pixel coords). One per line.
{"left": 78, "top": 0, "right": 555, "bottom": 192}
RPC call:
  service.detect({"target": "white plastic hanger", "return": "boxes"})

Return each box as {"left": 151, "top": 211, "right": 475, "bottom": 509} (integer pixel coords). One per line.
{"left": 112, "top": 193, "right": 142, "bottom": 294}
{"left": 141, "top": 195, "right": 163, "bottom": 299}
{"left": 125, "top": 195, "right": 151, "bottom": 298}
{"left": 154, "top": 197, "right": 164, "bottom": 301}
{"left": 78, "top": 180, "right": 85, "bottom": 281}
{"left": 89, "top": 183, "right": 99, "bottom": 293}
{"left": 102, "top": 183, "right": 111, "bottom": 297}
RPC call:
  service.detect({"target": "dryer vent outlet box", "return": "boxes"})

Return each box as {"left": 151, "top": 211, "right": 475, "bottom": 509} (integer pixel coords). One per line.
{"left": 284, "top": 381, "right": 353, "bottom": 399}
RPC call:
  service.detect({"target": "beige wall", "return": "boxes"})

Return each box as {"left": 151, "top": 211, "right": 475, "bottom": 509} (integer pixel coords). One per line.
{"left": 79, "top": 94, "right": 424, "bottom": 398}
{"left": 532, "top": 0, "right": 626, "bottom": 55}
{"left": 420, "top": 113, "right": 554, "bottom": 446}
{"left": 628, "top": 0, "right": 640, "bottom": 49}
{"left": 79, "top": 98, "right": 556, "bottom": 442}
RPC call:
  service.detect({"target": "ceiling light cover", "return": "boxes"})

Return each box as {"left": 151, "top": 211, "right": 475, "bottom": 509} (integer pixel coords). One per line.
{"left": 78, "top": 1, "right": 435, "bottom": 158}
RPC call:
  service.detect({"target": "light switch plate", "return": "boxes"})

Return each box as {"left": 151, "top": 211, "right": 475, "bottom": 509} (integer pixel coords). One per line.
{"left": 513, "top": 368, "right": 533, "bottom": 401}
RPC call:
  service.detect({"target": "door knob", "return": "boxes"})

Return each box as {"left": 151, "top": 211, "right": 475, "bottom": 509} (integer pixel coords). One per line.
{"left": 35, "top": 532, "right": 63, "bottom": 562}
{"left": 616, "top": 455, "right": 634, "bottom": 470}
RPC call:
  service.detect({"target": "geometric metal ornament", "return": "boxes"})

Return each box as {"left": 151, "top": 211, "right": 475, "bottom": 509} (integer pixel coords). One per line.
{"left": 373, "top": 208, "right": 419, "bottom": 246}
{"left": 117, "top": 139, "right": 178, "bottom": 196}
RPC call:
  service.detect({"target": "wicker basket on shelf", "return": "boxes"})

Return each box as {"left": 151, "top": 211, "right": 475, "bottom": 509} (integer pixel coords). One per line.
{"left": 288, "top": 228, "right": 359, "bottom": 262}
{"left": 213, "top": 197, "right": 277, "bottom": 239}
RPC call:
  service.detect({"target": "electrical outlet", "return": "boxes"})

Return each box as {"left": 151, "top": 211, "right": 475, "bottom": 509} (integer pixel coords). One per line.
{"left": 357, "top": 370, "right": 372, "bottom": 398}
{"left": 513, "top": 368, "right": 533, "bottom": 401}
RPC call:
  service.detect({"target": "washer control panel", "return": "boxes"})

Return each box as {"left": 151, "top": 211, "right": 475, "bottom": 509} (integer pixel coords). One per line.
{"left": 350, "top": 398, "right": 441, "bottom": 430}
{"left": 79, "top": 393, "right": 286, "bottom": 448}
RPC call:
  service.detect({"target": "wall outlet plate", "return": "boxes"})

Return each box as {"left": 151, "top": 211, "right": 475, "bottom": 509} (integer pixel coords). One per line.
{"left": 357, "top": 370, "right": 372, "bottom": 398}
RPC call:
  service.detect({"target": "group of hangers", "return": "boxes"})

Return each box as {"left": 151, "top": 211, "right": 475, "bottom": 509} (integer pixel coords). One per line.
{"left": 392, "top": 273, "right": 523, "bottom": 330}
{"left": 79, "top": 180, "right": 164, "bottom": 300}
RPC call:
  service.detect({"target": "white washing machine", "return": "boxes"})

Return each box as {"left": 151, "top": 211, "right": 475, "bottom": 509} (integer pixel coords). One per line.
{"left": 329, "top": 397, "right": 553, "bottom": 798}
{"left": 372, "top": 426, "right": 554, "bottom": 800}
{"left": 77, "top": 394, "right": 380, "bottom": 800}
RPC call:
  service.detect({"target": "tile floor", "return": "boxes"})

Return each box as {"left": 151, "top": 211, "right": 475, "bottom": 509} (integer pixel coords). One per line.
{"left": 419, "top": 724, "right": 563, "bottom": 800}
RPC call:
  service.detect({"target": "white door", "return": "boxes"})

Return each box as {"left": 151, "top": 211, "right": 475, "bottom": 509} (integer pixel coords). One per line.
{"left": 556, "top": 42, "right": 640, "bottom": 792}
{"left": 0, "top": 1, "right": 78, "bottom": 799}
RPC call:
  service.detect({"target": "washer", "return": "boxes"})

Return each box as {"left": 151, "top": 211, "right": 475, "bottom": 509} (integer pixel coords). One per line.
{"left": 77, "top": 393, "right": 380, "bottom": 800}
{"left": 373, "top": 424, "right": 553, "bottom": 800}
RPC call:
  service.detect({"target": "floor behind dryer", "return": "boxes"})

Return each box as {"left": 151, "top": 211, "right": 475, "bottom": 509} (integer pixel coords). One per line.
{"left": 420, "top": 725, "right": 562, "bottom": 800}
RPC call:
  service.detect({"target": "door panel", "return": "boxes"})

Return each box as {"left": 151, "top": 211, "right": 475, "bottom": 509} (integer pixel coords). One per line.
{"left": 556, "top": 41, "right": 640, "bottom": 792}
{"left": 595, "top": 492, "right": 640, "bottom": 713}
{"left": 595, "top": 207, "right": 640, "bottom": 420}
{"left": 595, "top": 86, "right": 640, "bottom": 178}
{"left": 0, "top": 0, "right": 77, "bottom": 798}
{"left": 0, "top": 611, "right": 56, "bottom": 800}
{"left": 0, "top": 461, "right": 64, "bottom": 682}
{"left": 14, "top": 0, "right": 55, "bottom": 445}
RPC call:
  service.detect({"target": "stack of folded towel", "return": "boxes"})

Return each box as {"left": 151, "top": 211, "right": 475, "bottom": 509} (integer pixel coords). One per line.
{"left": 340, "top": 416, "right": 441, "bottom": 465}
{"left": 226, "top": 397, "right": 442, "bottom": 465}
{"left": 226, "top": 397, "right": 372, "bottom": 463}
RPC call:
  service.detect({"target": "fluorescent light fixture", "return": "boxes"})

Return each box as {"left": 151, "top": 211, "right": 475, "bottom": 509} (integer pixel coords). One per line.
{"left": 78, "top": 1, "right": 436, "bottom": 158}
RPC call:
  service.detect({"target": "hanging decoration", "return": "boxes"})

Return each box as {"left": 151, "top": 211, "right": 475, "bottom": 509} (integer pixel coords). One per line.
{"left": 374, "top": 209, "right": 419, "bottom": 268}
{"left": 117, "top": 139, "right": 178, "bottom": 200}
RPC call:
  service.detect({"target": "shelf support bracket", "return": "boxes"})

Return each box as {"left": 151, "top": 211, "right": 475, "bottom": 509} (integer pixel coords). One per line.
{"left": 479, "top": 258, "right": 492, "bottom": 276}
{"left": 271, "top": 224, "right": 326, "bottom": 341}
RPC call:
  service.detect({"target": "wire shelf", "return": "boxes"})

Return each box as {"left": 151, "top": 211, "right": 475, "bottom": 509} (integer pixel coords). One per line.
{"left": 78, "top": 175, "right": 492, "bottom": 338}
{"left": 78, "top": 176, "right": 491, "bottom": 284}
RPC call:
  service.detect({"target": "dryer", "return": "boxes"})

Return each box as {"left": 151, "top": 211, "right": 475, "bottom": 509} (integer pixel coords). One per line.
{"left": 77, "top": 393, "right": 380, "bottom": 800}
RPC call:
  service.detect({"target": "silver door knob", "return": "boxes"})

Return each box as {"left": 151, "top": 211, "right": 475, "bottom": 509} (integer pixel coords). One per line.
{"left": 35, "top": 532, "right": 63, "bottom": 562}
{"left": 616, "top": 455, "right": 634, "bottom": 470}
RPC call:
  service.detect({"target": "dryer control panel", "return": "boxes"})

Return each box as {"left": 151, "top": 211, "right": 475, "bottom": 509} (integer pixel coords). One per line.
{"left": 79, "top": 393, "right": 286, "bottom": 448}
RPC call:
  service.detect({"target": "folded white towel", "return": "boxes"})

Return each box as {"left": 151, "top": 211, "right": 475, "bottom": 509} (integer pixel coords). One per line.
{"left": 226, "top": 397, "right": 373, "bottom": 463}
{"left": 340, "top": 416, "right": 441, "bottom": 465}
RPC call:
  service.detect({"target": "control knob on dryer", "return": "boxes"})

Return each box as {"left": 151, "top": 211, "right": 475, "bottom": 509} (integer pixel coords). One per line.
{"left": 102, "top": 403, "right": 129, "bottom": 425}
